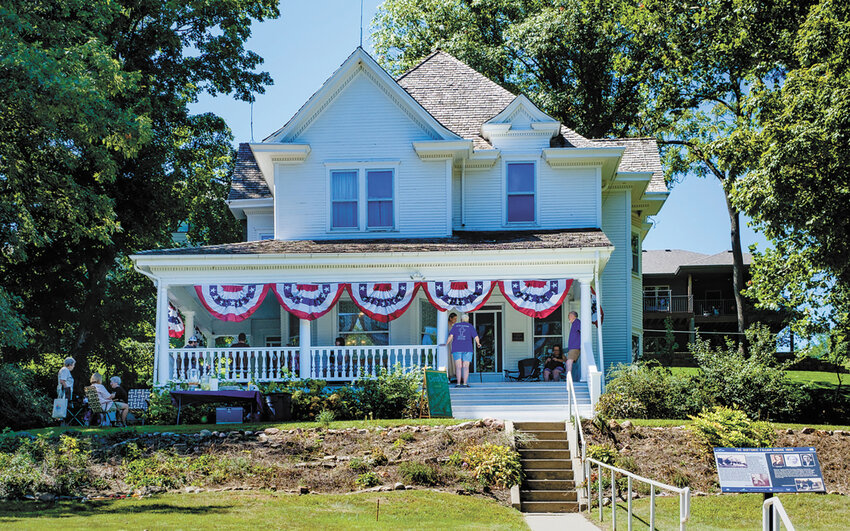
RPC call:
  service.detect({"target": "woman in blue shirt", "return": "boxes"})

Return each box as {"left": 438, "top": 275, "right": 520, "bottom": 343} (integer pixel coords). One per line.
{"left": 447, "top": 313, "right": 481, "bottom": 388}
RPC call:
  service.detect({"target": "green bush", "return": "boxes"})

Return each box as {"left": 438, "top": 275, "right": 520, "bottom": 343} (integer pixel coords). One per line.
{"left": 123, "top": 450, "right": 267, "bottom": 489}
{"left": 348, "top": 457, "right": 371, "bottom": 473}
{"left": 316, "top": 409, "right": 335, "bottom": 428}
{"left": 587, "top": 443, "right": 619, "bottom": 465}
{"left": 0, "top": 435, "right": 92, "bottom": 498}
{"left": 601, "top": 362, "right": 699, "bottom": 418}
{"left": 370, "top": 447, "right": 388, "bottom": 467}
{"left": 353, "top": 365, "right": 423, "bottom": 419}
{"left": 0, "top": 364, "right": 52, "bottom": 430}
{"left": 398, "top": 461, "right": 439, "bottom": 486}
{"left": 688, "top": 406, "right": 775, "bottom": 453}
{"left": 463, "top": 443, "right": 522, "bottom": 488}
{"left": 355, "top": 471, "right": 381, "bottom": 488}
{"left": 595, "top": 391, "right": 647, "bottom": 419}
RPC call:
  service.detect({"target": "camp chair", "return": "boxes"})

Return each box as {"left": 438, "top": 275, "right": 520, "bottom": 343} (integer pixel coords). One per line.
{"left": 127, "top": 388, "right": 151, "bottom": 425}
{"left": 504, "top": 357, "right": 541, "bottom": 382}
{"left": 84, "top": 386, "right": 117, "bottom": 427}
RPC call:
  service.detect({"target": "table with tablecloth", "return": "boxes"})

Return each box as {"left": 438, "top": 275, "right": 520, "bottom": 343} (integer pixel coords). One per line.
{"left": 170, "top": 390, "right": 264, "bottom": 425}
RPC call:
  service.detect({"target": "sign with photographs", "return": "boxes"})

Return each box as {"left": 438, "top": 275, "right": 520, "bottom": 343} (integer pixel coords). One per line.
{"left": 714, "top": 447, "right": 825, "bottom": 493}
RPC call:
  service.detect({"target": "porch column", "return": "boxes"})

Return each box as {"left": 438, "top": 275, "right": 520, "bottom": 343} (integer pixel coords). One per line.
{"left": 437, "top": 310, "right": 449, "bottom": 371}
{"left": 183, "top": 311, "right": 195, "bottom": 346}
{"left": 156, "top": 282, "right": 171, "bottom": 385}
{"left": 594, "top": 265, "right": 605, "bottom": 389}
{"left": 579, "top": 278, "right": 593, "bottom": 382}
{"left": 299, "top": 318, "right": 311, "bottom": 379}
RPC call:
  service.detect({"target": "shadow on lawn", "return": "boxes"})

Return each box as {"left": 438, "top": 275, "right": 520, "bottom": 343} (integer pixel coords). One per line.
{"left": 0, "top": 501, "right": 233, "bottom": 522}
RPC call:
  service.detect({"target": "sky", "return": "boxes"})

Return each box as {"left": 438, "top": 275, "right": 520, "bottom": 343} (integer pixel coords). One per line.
{"left": 190, "top": 0, "right": 770, "bottom": 257}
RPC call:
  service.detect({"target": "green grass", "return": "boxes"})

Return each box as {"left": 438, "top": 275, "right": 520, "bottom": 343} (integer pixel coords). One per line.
{"left": 613, "top": 418, "right": 850, "bottom": 432}
{"left": 0, "top": 490, "right": 528, "bottom": 530}
{"left": 589, "top": 493, "right": 850, "bottom": 530}
{"left": 6, "top": 418, "right": 470, "bottom": 439}
{"left": 669, "top": 368, "right": 848, "bottom": 393}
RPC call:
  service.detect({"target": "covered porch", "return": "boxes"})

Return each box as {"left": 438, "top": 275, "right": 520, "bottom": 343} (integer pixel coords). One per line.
{"left": 131, "top": 231, "right": 613, "bottom": 408}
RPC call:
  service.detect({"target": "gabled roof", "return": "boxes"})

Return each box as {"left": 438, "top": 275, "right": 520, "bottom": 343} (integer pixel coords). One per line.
{"left": 591, "top": 138, "right": 666, "bottom": 193}
{"left": 643, "top": 249, "right": 752, "bottom": 276}
{"left": 228, "top": 143, "right": 270, "bottom": 201}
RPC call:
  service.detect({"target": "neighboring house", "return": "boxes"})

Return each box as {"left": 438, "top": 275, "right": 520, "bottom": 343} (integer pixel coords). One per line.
{"left": 642, "top": 249, "right": 785, "bottom": 357}
{"left": 131, "top": 48, "right": 668, "bottom": 407}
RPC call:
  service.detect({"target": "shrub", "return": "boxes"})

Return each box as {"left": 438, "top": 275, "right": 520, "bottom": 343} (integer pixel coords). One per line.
{"left": 348, "top": 457, "right": 371, "bottom": 473}
{"left": 353, "top": 365, "right": 423, "bottom": 419}
{"left": 587, "top": 443, "right": 619, "bottom": 466}
{"left": 369, "top": 447, "right": 388, "bottom": 467}
{"left": 0, "top": 434, "right": 92, "bottom": 498}
{"left": 355, "top": 471, "right": 381, "bottom": 488}
{"left": 398, "top": 431, "right": 415, "bottom": 442}
{"left": 0, "top": 364, "right": 51, "bottom": 430}
{"left": 595, "top": 392, "right": 647, "bottom": 419}
{"left": 398, "top": 461, "right": 439, "bottom": 486}
{"left": 463, "top": 443, "right": 522, "bottom": 488}
{"left": 688, "top": 406, "right": 775, "bottom": 453}
{"left": 316, "top": 409, "right": 335, "bottom": 428}
{"left": 601, "top": 362, "right": 698, "bottom": 419}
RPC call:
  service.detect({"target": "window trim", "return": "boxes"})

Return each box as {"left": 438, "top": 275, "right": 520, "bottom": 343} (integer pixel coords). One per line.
{"left": 335, "top": 298, "right": 390, "bottom": 346}
{"left": 631, "top": 232, "right": 641, "bottom": 275}
{"left": 325, "top": 162, "right": 399, "bottom": 233}
{"left": 503, "top": 159, "right": 538, "bottom": 226}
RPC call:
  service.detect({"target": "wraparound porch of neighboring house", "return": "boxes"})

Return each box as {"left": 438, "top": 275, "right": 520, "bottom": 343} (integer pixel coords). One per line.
{"left": 131, "top": 241, "right": 612, "bottom": 412}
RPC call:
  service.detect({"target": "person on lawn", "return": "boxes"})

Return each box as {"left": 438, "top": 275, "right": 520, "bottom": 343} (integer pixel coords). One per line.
{"left": 447, "top": 313, "right": 481, "bottom": 388}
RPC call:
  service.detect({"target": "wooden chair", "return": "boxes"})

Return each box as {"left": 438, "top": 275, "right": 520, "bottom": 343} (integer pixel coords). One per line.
{"left": 127, "top": 388, "right": 151, "bottom": 425}
{"left": 84, "top": 386, "right": 117, "bottom": 427}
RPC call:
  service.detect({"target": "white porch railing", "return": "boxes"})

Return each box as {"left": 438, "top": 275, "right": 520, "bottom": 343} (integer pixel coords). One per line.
{"left": 167, "top": 345, "right": 437, "bottom": 383}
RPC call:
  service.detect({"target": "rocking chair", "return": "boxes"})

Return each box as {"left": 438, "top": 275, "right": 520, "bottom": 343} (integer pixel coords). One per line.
{"left": 504, "top": 357, "right": 541, "bottom": 382}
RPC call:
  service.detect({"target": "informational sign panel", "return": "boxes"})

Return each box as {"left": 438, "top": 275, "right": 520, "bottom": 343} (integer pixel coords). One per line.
{"left": 714, "top": 447, "right": 825, "bottom": 493}
{"left": 422, "top": 369, "right": 453, "bottom": 418}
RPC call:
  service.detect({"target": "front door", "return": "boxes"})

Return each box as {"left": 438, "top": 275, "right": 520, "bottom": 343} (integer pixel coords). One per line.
{"left": 470, "top": 306, "right": 503, "bottom": 375}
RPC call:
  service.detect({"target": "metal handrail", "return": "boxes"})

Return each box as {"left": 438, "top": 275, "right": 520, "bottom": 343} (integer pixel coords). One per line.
{"left": 763, "top": 497, "right": 795, "bottom": 531}
{"left": 586, "top": 457, "right": 691, "bottom": 530}
{"left": 566, "top": 378, "right": 588, "bottom": 508}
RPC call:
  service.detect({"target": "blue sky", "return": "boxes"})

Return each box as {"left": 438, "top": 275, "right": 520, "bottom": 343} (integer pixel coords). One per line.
{"left": 191, "top": 0, "right": 769, "bottom": 257}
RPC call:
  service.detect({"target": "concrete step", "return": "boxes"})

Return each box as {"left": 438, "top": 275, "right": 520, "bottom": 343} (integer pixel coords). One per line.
{"left": 523, "top": 479, "right": 575, "bottom": 490}
{"left": 521, "top": 490, "right": 578, "bottom": 502}
{"left": 521, "top": 501, "right": 580, "bottom": 513}
{"left": 527, "top": 430, "right": 568, "bottom": 441}
{"left": 520, "top": 439, "right": 569, "bottom": 450}
{"left": 522, "top": 458, "right": 572, "bottom": 470}
{"left": 523, "top": 468, "right": 573, "bottom": 480}
{"left": 519, "top": 448, "right": 571, "bottom": 460}
{"left": 514, "top": 421, "right": 566, "bottom": 431}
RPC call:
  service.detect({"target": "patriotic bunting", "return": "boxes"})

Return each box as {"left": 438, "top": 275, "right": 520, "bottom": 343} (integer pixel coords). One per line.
{"left": 195, "top": 284, "right": 270, "bottom": 322}
{"left": 271, "top": 283, "right": 345, "bottom": 321}
{"left": 499, "top": 279, "right": 574, "bottom": 318}
{"left": 168, "top": 303, "right": 184, "bottom": 338}
{"left": 347, "top": 282, "right": 420, "bottom": 323}
{"left": 422, "top": 281, "right": 495, "bottom": 313}
{"left": 591, "top": 286, "right": 604, "bottom": 326}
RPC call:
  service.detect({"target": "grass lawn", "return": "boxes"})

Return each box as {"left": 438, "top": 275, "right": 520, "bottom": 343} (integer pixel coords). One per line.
{"left": 589, "top": 493, "right": 850, "bottom": 530}
{"left": 613, "top": 418, "right": 850, "bottom": 432}
{"left": 0, "top": 490, "right": 528, "bottom": 530}
{"left": 7, "top": 418, "right": 470, "bottom": 439}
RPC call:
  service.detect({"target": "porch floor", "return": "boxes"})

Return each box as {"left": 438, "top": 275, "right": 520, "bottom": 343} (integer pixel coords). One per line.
{"left": 448, "top": 381, "right": 592, "bottom": 421}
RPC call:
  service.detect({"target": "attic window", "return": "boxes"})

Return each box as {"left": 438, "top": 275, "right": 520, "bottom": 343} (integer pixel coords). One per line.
{"left": 506, "top": 162, "right": 535, "bottom": 223}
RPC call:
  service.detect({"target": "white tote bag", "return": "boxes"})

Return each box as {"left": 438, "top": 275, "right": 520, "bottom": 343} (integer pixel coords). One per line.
{"left": 52, "top": 398, "right": 68, "bottom": 419}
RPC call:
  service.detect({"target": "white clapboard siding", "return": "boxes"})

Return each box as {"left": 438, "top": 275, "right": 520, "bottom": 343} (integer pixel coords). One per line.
{"left": 246, "top": 212, "right": 274, "bottom": 241}
{"left": 274, "top": 73, "right": 450, "bottom": 240}
{"left": 601, "top": 190, "right": 632, "bottom": 370}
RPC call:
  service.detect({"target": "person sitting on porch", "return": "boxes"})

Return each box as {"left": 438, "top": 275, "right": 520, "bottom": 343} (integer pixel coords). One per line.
{"left": 448, "top": 313, "right": 481, "bottom": 388}
{"left": 566, "top": 311, "right": 581, "bottom": 380}
{"left": 109, "top": 376, "right": 130, "bottom": 426}
{"left": 542, "top": 345, "right": 567, "bottom": 381}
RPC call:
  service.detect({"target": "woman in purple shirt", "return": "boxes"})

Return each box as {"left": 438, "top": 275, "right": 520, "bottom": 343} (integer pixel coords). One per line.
{"left": 447, "top": 313, "right": 481, "bottom": 388}
{"left": 566, "top": 311, "right": 581, "bottom": 380}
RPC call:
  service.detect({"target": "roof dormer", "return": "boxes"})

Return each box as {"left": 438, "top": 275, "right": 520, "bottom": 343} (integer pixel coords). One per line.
{"left": 481, "top": 95, "right": 562, "bottom": 143}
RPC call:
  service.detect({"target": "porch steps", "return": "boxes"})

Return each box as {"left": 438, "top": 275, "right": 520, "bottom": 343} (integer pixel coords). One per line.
{"left": 449, "top": 381, "right": 592, "bottom": 421}
{"left": 514, "top": 421, "right": 580, "bottom": 513}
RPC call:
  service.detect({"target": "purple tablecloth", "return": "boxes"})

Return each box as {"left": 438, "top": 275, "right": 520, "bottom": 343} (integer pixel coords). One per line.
{"left": 170, "top": 390, "right": 264, "bottom": 412}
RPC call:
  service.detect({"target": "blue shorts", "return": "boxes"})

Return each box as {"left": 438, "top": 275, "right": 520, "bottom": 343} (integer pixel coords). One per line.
{"left": 452, "top": 351, "right": 473, "bottom": 363}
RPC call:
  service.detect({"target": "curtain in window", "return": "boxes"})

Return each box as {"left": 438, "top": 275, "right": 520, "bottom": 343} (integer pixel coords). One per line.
{"left": 367, "top": 170, "right": 393, "bottom": 228}
{"left": 507, "top": 163, "right": 535, "bottom": 222}
{"left": 331, "top": 171, "right": 358, "bottom": 228}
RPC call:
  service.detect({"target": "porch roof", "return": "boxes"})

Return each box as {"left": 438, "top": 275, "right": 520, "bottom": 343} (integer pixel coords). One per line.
{"left": 135, "top": 229, "right": 611, "bottom": 256}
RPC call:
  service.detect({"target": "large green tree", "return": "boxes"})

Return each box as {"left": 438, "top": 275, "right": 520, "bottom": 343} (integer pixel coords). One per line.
{"left": 0, "top": 0, "right": 277, "bottom": 388}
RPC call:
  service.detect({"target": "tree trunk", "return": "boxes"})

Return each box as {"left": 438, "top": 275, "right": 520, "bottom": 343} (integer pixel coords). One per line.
{"left": 724, "top": 188, "right": 748, "bottom": 354}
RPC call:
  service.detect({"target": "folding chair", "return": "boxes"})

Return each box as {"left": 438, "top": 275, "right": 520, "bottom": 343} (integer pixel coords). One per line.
{"left": 127, "top": 388, "right": 151, "bottom": 425}
{"left": 65, "top": 395, "right": 87, "bottom": 427}
{"left": 84, "top": 386, "right": 117, "bottom": 427}
{"left": 503, "top": 357, "right": 541, "bottom": 381}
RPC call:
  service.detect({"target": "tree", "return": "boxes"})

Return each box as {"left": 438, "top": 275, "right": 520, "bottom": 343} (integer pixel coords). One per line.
{"left": 373, "top": 0, "right": 656, "bottom": 138}
{"left": 626, "top": 0, "right": 816, "bottom": 351}
{"left": 734, "top": 0, "right": 850, "bottom": 370}
{"left": 0, "top": 0, "right": 277, "bottom": 388}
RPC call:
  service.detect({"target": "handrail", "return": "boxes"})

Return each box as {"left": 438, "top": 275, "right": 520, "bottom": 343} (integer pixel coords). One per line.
{"left": 586, "top": 457, "right": 691, "bottom": 530}
{"left": 566, "top": 378, "right": 588, "bottom": 509}
{"left": 763, "top": 497, "right": 795, "bottom": 531}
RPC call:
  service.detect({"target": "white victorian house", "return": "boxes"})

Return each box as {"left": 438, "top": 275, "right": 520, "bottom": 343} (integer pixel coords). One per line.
{"left": 131, "top": 48, "right": 667, "bottom": 413}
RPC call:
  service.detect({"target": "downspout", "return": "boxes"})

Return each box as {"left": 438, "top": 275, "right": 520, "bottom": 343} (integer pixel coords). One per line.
{"left": 594, "top": 251, "right": 605, "bottom": 392}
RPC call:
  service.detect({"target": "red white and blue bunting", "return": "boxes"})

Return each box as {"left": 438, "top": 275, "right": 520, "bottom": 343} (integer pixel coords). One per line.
{"left": 422, "top": 281, "right": 495, "bottom": 313}
{"left": 347, "top": 282, "right": 420, "bottom": 323}
{"left": 271, "top": 283, "right": 345, "bottom": 321}
{"left": 499, "top": 279, "right": 574, "bottom": 318}
{"left": 591, "top": 286, "right": 603, "bottom": 326}
{"left": 168, "top": 303, "right": 184, "bottom": 338}
{"left": 194, "top": 284, "right": 270, "bottom": 322}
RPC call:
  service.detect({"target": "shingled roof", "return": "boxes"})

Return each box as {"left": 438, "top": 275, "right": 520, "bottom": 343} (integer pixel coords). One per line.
{"left": 228, "top": 143, "right": 270, "bottom": 201}
{"left": 591, "top": 138, "right": 666, "bottom": 193}
{"left": 136, "top": 229, "right": 611, "bottom": 256}
{"left": 643, "top": 249, "right": 752, "bottom": 275}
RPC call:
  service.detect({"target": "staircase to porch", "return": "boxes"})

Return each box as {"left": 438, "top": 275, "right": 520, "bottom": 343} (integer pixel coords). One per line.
{"left": 514, "top": 421, "right": 580, "bottom": 513}
{"left": 449, "top": 381, "right": 592, "bottom": 421}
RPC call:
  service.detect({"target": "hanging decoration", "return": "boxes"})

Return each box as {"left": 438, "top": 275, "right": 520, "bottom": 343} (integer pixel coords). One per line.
{"left": 271, "top": 283, "right": 345, "bottom": 321}
{"left": 194, "top": 284, "right": 270, "bottom": 322}
{"left": 499, "top": 279, "right": 574, "bottom": 318}
{"left": 168, "top": 303, "right": 184, "bottom": 338}
{"left": 347, "top": 282, "right": 420, "bottom": 322}
{"left": 591, "top": 286, "right": 604, "bottom": 326}
{"left": 423, "top": 281, "right": 495, "bottom": 312}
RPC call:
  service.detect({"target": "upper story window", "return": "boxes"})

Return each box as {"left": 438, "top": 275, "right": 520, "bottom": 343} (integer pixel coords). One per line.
{"left": 506, "top": 162, "right": 535, "bottom": 223}
{"left": 331, "top": 170, "right": 359, "bottom": 229}
{"left": 328, "top": 165, "right": 397, "bottom": 232}
{"left": 631, "top": 233, "right": 640, "bottom": 274}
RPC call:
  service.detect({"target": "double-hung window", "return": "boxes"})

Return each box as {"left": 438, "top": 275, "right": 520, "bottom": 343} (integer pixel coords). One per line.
{"left": 367, "top": 170, "right": 393, "bottom": 229}
{"left": 506, "top": 162, "right": 535, "bottom": 223}
{"left": 330, "top": 170, "right": 359, "bottom": 229}
{"left": 329, "top": 167, "right": 396, "bottom": 231}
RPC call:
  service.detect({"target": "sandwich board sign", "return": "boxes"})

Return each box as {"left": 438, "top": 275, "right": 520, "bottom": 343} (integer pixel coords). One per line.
{"left": 713, "top": 447, "right": 825, "bottom": 493}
